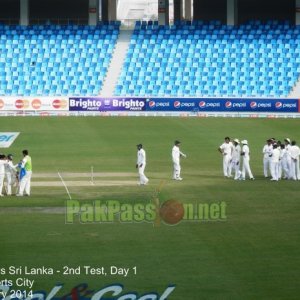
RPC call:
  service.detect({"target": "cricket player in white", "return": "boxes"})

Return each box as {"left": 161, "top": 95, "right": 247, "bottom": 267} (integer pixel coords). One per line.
{"left": 277, "top": 144, "right": 283, "bottom": 179}
{"left": 262, "top": 139, "right": 273, "bottom": 177}
{"left": 284, "top": 138, "right": 292, "bottom": 179}
{"left": 17, "top": 149, "right": 32, "bottom": 196}
{"left": 136, "top": 144, "right": 149, "bottom": 185}
{"left": 290, "top": 141, "right": 300, "bottom": 180}
{"left": 0, "top": 154, "right": 7, "bottom": 196}
{"left": 218, "top": 137, "right": 233, "bottom": 177}
{"left": 280, "top": 144, "right": 288, "bottom": 179}
{"left": 231, "top": 139, "right": 241, "bottom": 180}
{"left": 172, "top": 140, "right": 186, "bottom": 180}
{"left": 5, "top": 154, "right": 18, "bottom": 195}
{"left": 241, "top": 140, "right": 254, "bottom": 180}
{"left": 270, "top": 144, "right": 280, "bottom": 181}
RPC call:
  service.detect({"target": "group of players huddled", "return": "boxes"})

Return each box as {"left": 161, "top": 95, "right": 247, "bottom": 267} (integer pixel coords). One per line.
{"left": 262, "top": 138, "right": 300, "bottom": 181}
{"left": 219, "top": 137, "right": 255, "bottom": 180}
{"left": 0, "top": 150, "right": 32, "bottom": 196}
{"left": 219, "top": 137, "right": 300, "bottom": 181}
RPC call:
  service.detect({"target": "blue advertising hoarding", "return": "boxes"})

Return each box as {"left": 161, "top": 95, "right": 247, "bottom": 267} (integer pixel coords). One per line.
{"left": 69, "top": 97, "right": 146, "bottom": 111}
{"left": 146, "top": 98, "right": 300, "bottom": 113}
{"left": 146, "top": 98, "right": 197, "bottom": 111}
{"left": 69, "top": 97, "right": 300, "bottom": 113}
{"left": 220, "top": 99, "right": 299, "bottom": 112}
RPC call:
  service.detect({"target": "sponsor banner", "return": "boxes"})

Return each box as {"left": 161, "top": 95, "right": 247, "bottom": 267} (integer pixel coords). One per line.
{"left": 197, "top": 99, "right": 223, "bottom": 111}
{"left": 0, "top": 97, "right": 69, "bottom": 111}
{"left": 146, "top": 98, "right": 197, "bottom": 111}
{"left": 146, "top": 98, "right": 299, "bottom": 113}
{"left": 0, "top": 97, "right": 298, "bottom": 113}
{"left": 0, "top": 132, "right": 19, "bottom": 148}
{"left": 69, "top": 97, "right": 146, "bottom": 111}
{"left": 224, "top": 99, "right": 299, "bottom": 112}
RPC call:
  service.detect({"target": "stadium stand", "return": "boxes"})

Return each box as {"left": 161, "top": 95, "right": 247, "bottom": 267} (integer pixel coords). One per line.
{"left": 115, "top": 20, "right": 300, "bottom": 98}
{"left": 0, "top": 22, "right": 119, "bottom": 96}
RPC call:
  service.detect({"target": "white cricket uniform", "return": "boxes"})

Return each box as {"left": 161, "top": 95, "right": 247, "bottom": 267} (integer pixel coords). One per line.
{"left": 231, "top": 144, "right": 241, "bottom": 180}
{"left": 270, "top": 148, "right": 280, "bottom": 181}
{"left": 0, "top": 160, "right": 7, "bottom": 196}
{"left": 5, "top": 161, "right": 18, "bottom": 195}
{"left": 172, "top": 145, "right": 186, "bottom": 180}
{"left": 241, "top": 145, "right": 254, "bottom": 180}
{"left": 280, "top": 148, "right": 288, "bottom": 179}
{"left": 280, "top": 148, "right": 290, "bottom": 179}
{"left": 262, "top": 144, "right": 273, "bottom": 177}
{"left": 277, "top": 147, "right": 282, "bottom": 179}
{"left": 219, "top": 142, "right": 233, "bottom": 177}
{"left": 285, "top": 144, "right": 292, "bottom": 179}
{"left": 290, "top": 145, "right": 300, "bottom": 180}
{"left": 137, "top": 148, "right": 149, "bottom": 185}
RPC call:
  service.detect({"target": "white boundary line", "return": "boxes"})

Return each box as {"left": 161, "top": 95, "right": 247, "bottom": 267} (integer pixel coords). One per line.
{"left": 57, "top": 172, "right": 72, "bottom": 200}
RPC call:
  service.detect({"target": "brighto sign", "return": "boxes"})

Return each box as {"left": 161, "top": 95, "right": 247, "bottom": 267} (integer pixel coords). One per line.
{"left": 70, "top": 99, "right": 101, "bottom": 109}
{"left": 112, "top": 99, "right": 145, "bottom": 110}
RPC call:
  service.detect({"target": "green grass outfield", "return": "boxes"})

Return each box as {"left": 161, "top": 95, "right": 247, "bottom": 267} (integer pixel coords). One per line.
{"left": 0, "top": 116, "right": 300, "bottom": 299}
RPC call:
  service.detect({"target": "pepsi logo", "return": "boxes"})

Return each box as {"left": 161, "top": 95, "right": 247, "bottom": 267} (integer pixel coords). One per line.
{"left": 275, "top": 102, "right": 283, "bottom": 109}
{"left": 225, "top": 101, "right": 232, "bottom": 109}
{"left": 199, "top": 101, "right": 206, "bottom": 108}
{"left": 174, "top": 101, "right": 181, "bottom": 108}
{"left": 149, "top": 101, "right": 156, "bottom": 108}
{"left": 250, "top": 101, "right": 257, "bottom": 109}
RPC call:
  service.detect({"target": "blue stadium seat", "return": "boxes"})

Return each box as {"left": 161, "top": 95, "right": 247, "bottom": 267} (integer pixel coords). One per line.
{"left": 0, "top": 24, "right": 119, "bottom": 96}
{"left": 115, "top": 21, "right": 299, "bottom": 97}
